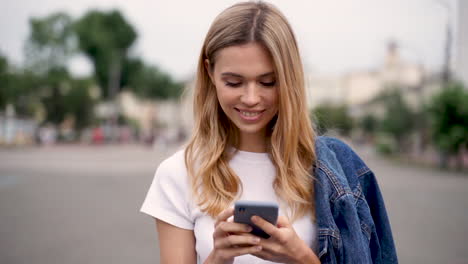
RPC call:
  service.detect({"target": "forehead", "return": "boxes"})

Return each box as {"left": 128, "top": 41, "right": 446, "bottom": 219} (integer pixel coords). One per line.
{"left": 213, "top": 42, "right": 275, "bottom": 77}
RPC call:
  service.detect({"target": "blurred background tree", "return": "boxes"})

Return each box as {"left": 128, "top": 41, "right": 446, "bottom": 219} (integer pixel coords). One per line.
{"left": 0, "top": 54, "right": 40, "bottom": 116}
{"left": 427, "top": 81, "right": 468, "bottom": 169}
{"left": 0, "top": 54, "right": 10, "bottom": 109}
{"left": 20, "top": 12, "right": 96, "bottom": 131}
{"left": 74, "top": 10, "right": 137, "bottom": 99}
{"left": 63, "top": 78, "right": 96, "bottom": 130}
{"left": 39, "top": 67, "right": 72, "bottom": 125}
{"left": 359, "top": 113, "right": 378, "bottom": 139}
{"left": 35, "top": 67, "right": 95, "bottom": 131}
{"left": 378, "top": 88, "right": 415, "bottom": 152}
{"left": 311, "top": 104, "right": 353, "bottom": 136}
{"left": 1, "top": 8, "right": 201, "bottom": 146}
{"left": 24, "top": 12, "right": 75, "bottom": 74}
{"left": 123, "top": 57, "right": 183, "bottom": 100}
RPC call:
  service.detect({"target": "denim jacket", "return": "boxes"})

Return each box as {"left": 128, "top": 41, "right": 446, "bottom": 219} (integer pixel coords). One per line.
{"left": 314, "top": 137, "right": 398, "bottom": 264}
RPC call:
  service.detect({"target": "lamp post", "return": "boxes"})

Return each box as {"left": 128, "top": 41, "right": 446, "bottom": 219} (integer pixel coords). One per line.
{"left": 435, "top": 0, "right": 454, "bottom": 85}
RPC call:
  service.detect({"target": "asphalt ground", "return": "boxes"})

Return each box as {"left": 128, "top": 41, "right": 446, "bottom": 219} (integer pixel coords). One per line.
{"left": 0, "top": 143, "right": 467, "bottom": 264}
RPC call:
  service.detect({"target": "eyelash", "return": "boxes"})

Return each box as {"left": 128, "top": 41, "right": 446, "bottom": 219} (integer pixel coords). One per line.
{"left": 225, "top": 81, "right": 276, "bottom": 87}
{"left": 225, "top": 82, "right": 242, "bottom": 88}
{"left": 261, "top": 81, "right": 276, "bottom": 87}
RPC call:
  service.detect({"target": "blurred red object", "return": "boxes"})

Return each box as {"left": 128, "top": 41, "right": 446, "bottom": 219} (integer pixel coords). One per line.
{"left": 92, "top": 127, "right": 104, "bottom": 144}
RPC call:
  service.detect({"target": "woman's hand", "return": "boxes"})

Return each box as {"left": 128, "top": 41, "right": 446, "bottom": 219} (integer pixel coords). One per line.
{"left": 204, "top": 208, "right": 263, "bottom": 264}
{"left": 250, "top": 215, "right": 321, "bottom": 264}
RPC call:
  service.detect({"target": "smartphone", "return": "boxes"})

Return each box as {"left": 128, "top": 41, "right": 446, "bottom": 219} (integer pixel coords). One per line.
{"left": 234, "top": 200, "right": 279, "bottom": 239}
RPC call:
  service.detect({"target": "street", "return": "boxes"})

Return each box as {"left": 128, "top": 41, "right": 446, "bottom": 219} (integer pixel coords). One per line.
{"left": 356, "top": 145, "right": 468, "bottom": 264}
{"left": 0, "top": 143, "right": 467, "bottom": 264}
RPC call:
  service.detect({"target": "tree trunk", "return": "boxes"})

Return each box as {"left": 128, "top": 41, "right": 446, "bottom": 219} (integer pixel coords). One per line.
{"left": 439, "top": 150, "right": 449, "bottom": 169}
{"left": 108, "top": 57, "right": 122, "bottom": 99}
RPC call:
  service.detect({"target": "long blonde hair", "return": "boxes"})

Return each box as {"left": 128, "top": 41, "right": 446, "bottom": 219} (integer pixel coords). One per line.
{"left": 184, "top": 1, "right": 316, "bottom": 221}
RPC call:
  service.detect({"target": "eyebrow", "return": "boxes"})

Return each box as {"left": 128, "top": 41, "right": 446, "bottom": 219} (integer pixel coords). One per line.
{"left": 221, "top": 72, "right": 275, "bottom": 78}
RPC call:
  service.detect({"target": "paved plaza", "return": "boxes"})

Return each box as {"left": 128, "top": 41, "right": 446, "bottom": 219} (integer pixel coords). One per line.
{"left": 0, "top": 143, "right": 467, "bottom": 264}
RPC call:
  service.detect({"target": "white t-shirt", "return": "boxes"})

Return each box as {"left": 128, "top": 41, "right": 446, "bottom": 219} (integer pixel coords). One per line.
{"left": 140, "top": 149, "right": 317, "bottom": 264}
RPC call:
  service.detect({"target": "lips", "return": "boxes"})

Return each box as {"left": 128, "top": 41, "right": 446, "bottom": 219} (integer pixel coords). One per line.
{"left": 235, "top": 108, "right": 265, "bottom": 121}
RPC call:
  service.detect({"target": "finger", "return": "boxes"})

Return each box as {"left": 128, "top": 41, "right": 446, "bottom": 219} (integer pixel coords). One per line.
{"left": 213, "top": 221, "right": 253, "bottom": 238}
{"left": 251, "top": 215, "right": 279, "bottom": 238}
{"left": 214, "top": 234, "right": 261, "bottom": 249}
{"left": 251, "top": 250, "right": 273, "bottom": 261}
{"left": 214, "top": 208, "right": 234, "bottom": 227}
{"left": 219, "top": 245, "right": 262, "bottom": 259}
{"left": 276, "top": 215, "right": 291, "bottom": 228}
{"left": 254, "top": 238, "right": 281, "bottom": 254}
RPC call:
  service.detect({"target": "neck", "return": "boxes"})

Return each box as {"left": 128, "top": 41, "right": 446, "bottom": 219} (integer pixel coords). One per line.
{"left": 238, "top": 131, "right": 268, "bottom": 153}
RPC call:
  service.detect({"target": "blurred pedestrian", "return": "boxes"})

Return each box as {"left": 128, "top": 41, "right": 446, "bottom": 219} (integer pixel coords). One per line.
{"left": 38, "top": 123, "right": 57, "bottom": 146}
{"left": 91, "top": 126, "right": 104, "bottom": 145}
{"left": 141, "top": 2, "right": 397, "bottom": 263}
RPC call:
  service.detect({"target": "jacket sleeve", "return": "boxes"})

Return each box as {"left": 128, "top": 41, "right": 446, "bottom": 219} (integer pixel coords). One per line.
{"left": 333, "top": 193, "right": 374, "bottom": 264}
{"left": 359, "top": 171, "right": 398, "bottom": 264}
{"left": 320, "top": 137, "right": 398, "bottom": 263}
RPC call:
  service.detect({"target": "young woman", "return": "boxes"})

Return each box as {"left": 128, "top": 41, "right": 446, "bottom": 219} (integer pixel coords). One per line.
{"left": 141, "top": 2, "right": 398, "bottom": 264}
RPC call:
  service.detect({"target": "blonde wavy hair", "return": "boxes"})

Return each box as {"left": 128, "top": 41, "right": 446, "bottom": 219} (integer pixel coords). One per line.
{"left": 184, "top": 1, "right": 317, "bottom": 221}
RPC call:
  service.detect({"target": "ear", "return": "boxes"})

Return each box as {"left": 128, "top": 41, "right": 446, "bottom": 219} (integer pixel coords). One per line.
{"left": 204, "top": 59, "right": 215, "bottom": 84}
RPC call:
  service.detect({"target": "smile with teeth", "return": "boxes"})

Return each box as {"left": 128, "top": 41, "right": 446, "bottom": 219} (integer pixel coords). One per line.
{"left": 236, "top": 108, "right": 265, "bottom": 120}
{"left": 241, "top": 111, "right": 261, "bottom": 117}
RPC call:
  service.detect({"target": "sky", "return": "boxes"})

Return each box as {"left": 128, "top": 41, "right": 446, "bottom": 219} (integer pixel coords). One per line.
{"left": 0, "top": 0, "right": 459, "bottom": 81}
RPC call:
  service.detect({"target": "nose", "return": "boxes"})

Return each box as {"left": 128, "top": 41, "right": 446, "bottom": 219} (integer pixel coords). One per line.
{"left": 240, "top": 82, "right": 261, "bottom": 106}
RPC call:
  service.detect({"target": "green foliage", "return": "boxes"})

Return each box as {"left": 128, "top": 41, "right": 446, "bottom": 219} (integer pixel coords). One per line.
{"left": 378, "top": 89, "right": 414, "bottom": 150}
{"left": 20, "top": 12, "right": 79, "bottom": 118}
{"left": 74, "top": 10, "right": 137, "bottom": 99}
{"left": 375, "top": 133, "right": 397, "bottom": 155}
{"left": 40, "top": 67, "right": 72, "bottom": 124}
{"left": 7, "top": 11, "right": 97, "bottom": 129}
{"left": 5, "top": 8, "right": 181, "bottom": 136}
{"left": 360, "top": 114, "right": 378, "bottom": 135}
{"left": 0, "top": 60, "right": 95, "bottom": 129}
{"left": 0, "top": 54, "right": 41, "bottom": 115}
{"left": 123, "top": 57, "right": 183, "bottom": 100}
{"left": 38, "top": 67, "right": 96, "bottom": 128}
{"left": 8, "top": 71, "right": 42, "bottom": 116}
{"left": 63, "top": 78, "right": 96, "bottom": 130}
{"left": 0, "top": 54, "right": 9, "bottom": 108}
{"left": 311, "top": 104, "right": 353, "bottom": 136}
{"left": 427, "top": 82, "right": 468, "bottom": 154}
{"left": 24, "top": 12, "right": 75, "bottom": 74}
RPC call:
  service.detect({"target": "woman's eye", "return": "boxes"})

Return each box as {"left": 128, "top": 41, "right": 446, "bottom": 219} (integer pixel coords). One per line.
{"left": 260, "top": 81, "right": 276, "bottom": 87}
{"left": 225, "top": 82, "right": 242, "bottom": 87}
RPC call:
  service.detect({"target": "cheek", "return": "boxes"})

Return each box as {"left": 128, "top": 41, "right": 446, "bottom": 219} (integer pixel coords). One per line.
{"left": 267, "top": 89, "right": 279, "bottom": 108}
{"left": 215, "top": 85, "right": 238, "bottom": 105}
{"left": 215, "top": 87, "right": 234, "bottom": 111}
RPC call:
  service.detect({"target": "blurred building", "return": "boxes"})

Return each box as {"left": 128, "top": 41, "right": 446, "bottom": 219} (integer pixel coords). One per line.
{"left": 118, "top": 89, "right": 193, "bottom": 144}
{"left": 0, "top": 105, "right": 38, "bottom": 146}
{"left": 306, "top": 42, "right": 427, "bottom": 117}
{"left": 305, "top": 73, "right": 346, "bottom": 107}
{"left": 455, "top": 0, "right": 468, "bottom": 85}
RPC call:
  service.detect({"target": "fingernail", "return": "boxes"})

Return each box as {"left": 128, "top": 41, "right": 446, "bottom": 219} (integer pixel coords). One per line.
{"left": 246, "top": 226, "right": 253, "bottom": 232}
{"left": 253, "top": 237, "right": 260, "bottom": 243}
{"left": 255, "top": 246, "right": 262, "bottom": 251}
{"left": 251, "top": 216, "right": 257, "bottom": 221}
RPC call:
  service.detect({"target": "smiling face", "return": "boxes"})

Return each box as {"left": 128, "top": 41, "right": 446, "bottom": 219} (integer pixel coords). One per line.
{"left": 207, "top": 42, "right": 279, "bottom": 151}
